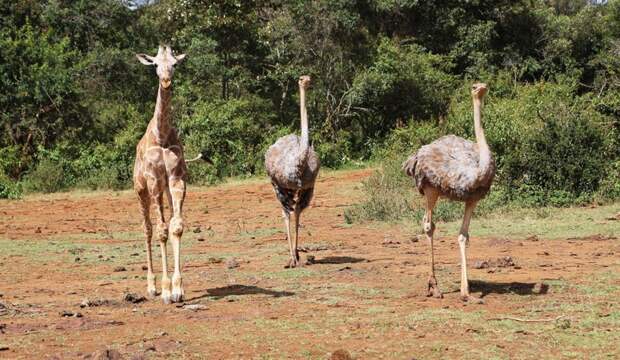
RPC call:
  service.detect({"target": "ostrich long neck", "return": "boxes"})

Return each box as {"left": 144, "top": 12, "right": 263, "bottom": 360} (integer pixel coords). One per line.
{"left": 151, "top": 84, "right": 172, "bottom": 143}
{"left": 296, "top": 85, "right": 310, "bottom": 170}
{"left": 300, "top": 85, "right": 309, "bottom": 151}
{"left": 473, "top": 97, "right": 492, "bottom": 174}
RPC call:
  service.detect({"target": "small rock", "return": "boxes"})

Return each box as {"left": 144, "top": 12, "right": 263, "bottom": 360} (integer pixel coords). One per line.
{"left": 80, "top": 298, "right": 115, "bottom": 308}
{"left": 123, "top": 293, "right": 146, "bottom": 304}
{"left": 0, "top": 346, "right": 9, "bottom": 351}
{"left": 473, "top": 260, "right": 489, "bottom": 269}
{"left": 141, "top": 265, "right": 148, "bottom": 271}
{"left": 130, "top": 253, "right": 139, "bottom": 257}
{"left": 113, "top": 266, "right": 127, "bottom": 272}
{"left": 207, "top": 257, "right": 223, "bottom": 264}
{"left": 526, "top": 235, "right": 539, "bottom": 242}
{"left": 533, "top": 282, "right": 547, "bottom": 293}
{"left": 75, "top": 257, "right": 81, "bottom": 262}
{"left": 330, "top": 349, "right": 352, "bottom": 360}
{"left": 35, "top": 227, "right": 42, "bottom": 234}
{"left": 225, "top": 258, "right": 239, "bottom": 269}
{"left": 193, "top": 226, "right": 201, "bottom": 233}
{"left": 93, "top": 349, "right": 122, "bottom": 360}
{"left": 60, "top": 310, "right": 82, "bottom": 318}
{"left": 555, "top": 318, "right": 571, "bottom": 330}
{"left": 496, "top": 256, "right": 515, "bottom": 268}
{"left": 183, "top": 304, "right": 207, "bottom": 311}
{"left": 197, "top": 237, "right": 205, "bottom": 242}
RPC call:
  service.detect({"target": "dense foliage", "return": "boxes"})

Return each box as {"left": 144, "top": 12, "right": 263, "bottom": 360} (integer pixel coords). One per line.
{"left": 0, "top": 0, "right": 618, "bottom": 205}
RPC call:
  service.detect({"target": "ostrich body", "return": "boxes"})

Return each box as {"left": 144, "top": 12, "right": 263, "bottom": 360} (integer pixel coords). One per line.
{"left": 403, "top": 83, "right": 495, "bottom": 303}
{"left": 265, "top": 76, "right": 320, "bottom": 268}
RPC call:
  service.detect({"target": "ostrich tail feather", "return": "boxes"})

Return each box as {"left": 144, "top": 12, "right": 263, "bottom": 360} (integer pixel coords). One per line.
{"left": 402, "top": 154, "right": 418, "bottom": 177}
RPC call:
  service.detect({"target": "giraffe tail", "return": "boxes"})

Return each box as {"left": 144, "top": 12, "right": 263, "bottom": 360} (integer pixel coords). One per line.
{"left": 185, "top": 150, "right": 213, "bottom": 165}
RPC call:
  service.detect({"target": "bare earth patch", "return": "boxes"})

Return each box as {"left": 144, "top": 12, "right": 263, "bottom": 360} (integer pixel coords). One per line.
{"left": 0, "top": 169, "right": 619, "bottom": 359}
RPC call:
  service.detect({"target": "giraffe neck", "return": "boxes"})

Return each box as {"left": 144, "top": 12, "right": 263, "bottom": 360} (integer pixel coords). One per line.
{"left": 151, "top": 84, "right": 172, "bottom": 144}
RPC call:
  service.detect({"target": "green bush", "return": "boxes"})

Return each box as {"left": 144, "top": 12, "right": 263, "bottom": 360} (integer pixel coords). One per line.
{"left": 0, "top": 174, "right": 22, "bottom": 199}
{"left": 22, "top": 157, "right": 67, "bottom": 193}
{"left": 180, "top": 96, "right": 280, "bottom": 184}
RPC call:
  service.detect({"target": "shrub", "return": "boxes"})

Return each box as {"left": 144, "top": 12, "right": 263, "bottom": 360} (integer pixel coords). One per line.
{"left": 22, "top": 157, "right": 67, "bottom": 193}
{"left": 0, "top": 174, "right": 22, "bottom": 199}
{"left": 180, "top": 96, "right": 280, "bottom": 184}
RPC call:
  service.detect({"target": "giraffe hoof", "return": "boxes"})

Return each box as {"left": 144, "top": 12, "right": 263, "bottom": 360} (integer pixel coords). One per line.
{"left": 161, "top": 295, "right": 172, "bottom": 304}
{"left": 147, "top": 289, "right": 158, "bottom": 298}
{"left": 461, "top": 295, "right": 484, "bottom": 304}
{"left": 170, "top": 293, "right": 184, "bottom": 303}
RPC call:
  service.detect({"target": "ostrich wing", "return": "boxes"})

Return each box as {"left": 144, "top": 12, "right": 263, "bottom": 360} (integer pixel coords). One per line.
{"left": 405, "top": 135, "right": 489, "bottom": 201}
{"left": 265, "top": 134, "right": 319, "bottom": 190}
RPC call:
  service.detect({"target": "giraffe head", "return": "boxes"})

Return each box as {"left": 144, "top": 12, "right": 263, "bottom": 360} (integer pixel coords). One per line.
{"left": 136, "top": 45, "right": 186, "bottom": 89}
{"left": 471, "top": 82, "right": 488, "bottom": 99}
{"left": 298, "top": 75, "right": 311, "bottom": 90}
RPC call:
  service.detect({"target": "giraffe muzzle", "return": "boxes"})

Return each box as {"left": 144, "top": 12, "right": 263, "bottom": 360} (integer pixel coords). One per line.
{"left": 161, "top": 79, "right": 172, "bottom": 88}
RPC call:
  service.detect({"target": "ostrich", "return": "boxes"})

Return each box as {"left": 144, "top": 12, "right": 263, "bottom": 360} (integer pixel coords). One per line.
{"left": 402, "top": 83, "right": 495, "bottom": 303}
{"left": 265, "top": 75, "right": 320, "bottom": 268}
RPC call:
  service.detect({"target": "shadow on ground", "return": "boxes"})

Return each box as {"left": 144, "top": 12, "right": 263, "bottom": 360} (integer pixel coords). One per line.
{"left": 470, "top": 280, "right": 549, "bottom": 298}
{"left": 187, "top": 285, "right": 295, "bottom": 301}
{"left": 311, "top": 256, "right": 367, "bottom": 265}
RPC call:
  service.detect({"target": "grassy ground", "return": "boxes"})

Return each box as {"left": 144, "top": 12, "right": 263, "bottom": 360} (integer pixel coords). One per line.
{"left": 0, "top": 168, "right": 618, "bottom": 359}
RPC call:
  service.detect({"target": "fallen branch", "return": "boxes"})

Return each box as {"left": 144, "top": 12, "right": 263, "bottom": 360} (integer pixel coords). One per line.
{"left": 488, "top": 315, "right": 565, "bottom": 323}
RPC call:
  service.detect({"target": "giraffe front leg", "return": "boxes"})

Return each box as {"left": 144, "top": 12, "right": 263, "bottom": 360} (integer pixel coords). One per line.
{"left": 138, "top": 192, "right": 157, "bottom": 298}
{"left": 169, "top": 178, "right": 186, "bottom": 303}
{"left": 153, "top": 192, "right": 171, "bottom": 304}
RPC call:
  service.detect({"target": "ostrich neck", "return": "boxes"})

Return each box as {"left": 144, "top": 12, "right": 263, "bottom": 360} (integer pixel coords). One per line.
{"left": 300, "top": 86, "right": 309, "bottom": 149}
{"left": 473, "top": 97, "right": 492, "bottom": 172}
{"left": 152, "top": 84, "right": 172, "bottom": 143}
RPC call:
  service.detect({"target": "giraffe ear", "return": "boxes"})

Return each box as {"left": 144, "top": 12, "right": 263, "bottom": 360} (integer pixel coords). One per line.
{"left": 174, "top": 53, "right": 187, "bottom": 64}
{"left": 136, "top": 54, "right": 156, "bottom": 66}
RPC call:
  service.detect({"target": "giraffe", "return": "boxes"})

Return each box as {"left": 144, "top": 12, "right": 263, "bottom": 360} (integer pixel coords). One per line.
{"left": 134, "top": 45, "right": 187, "bottom": 304}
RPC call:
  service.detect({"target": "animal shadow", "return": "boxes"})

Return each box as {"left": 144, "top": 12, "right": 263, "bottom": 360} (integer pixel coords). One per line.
{"left": 186, "top": 285, "right": 294, "bottom": 301}
{"left": 311, "top": 256, "right": 367, "bottom": 265}
{"left": 469, "top": 280, "right": 549, "bottom": 298}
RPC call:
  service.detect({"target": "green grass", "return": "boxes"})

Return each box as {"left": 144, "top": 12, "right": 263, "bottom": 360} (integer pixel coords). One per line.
{"left": 403, "top": 202, "right": 620, "bottom": 240}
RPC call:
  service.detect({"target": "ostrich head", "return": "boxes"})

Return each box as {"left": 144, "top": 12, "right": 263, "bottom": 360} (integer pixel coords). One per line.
{"left": 136, "top": 45, "right": 186, "bottom": 89}
{"left": 471, "top": 82, "right": 488, "bottom": 99}
{"left": 298, "top": 75, "right": 311, "bottom": 89}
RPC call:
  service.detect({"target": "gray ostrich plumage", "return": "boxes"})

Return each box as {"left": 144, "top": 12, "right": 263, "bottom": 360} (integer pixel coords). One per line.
{"left": 402, "top": 134, "right": 495, "bottom": 202}
{"left": 265, "top": 75, "right": 320, "bottom": 268}
{"left": 403, "top": 83, "right": 495, "bottom": 304}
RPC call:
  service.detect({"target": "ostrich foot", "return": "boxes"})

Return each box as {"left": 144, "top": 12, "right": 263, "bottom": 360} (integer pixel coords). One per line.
{"left": 284, "top": 257, "right": 301, "bottom": 268}
{"left": 427, "top": 275, "right": 443, "bottom": 298}
{"left": 461, "top": 295, "right": 484, "bottom": 304}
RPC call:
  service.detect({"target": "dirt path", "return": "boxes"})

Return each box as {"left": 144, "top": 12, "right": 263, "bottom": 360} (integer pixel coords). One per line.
{"left": 0, "top": 169, "right": 618, "bottom": 359}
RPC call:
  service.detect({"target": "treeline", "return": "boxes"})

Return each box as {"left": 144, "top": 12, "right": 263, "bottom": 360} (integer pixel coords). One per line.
{"left": 0, "top": 0, "right": 618, "bottom": 204}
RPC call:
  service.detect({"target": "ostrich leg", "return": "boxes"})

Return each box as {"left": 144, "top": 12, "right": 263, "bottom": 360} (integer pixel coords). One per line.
{"left": 424, "top": 188, "right": 442, "bottom": 298}
{"left": 293, "top": 206, "right": 301, "bottom": 264}
{"left": 283, "top": 209, "right": 299, "bottom": 268}
{"left": 458, "top": 200, "right": 483, "bottom": 304}
{"left": 138, "top": 191, "right": 157, "bottom": 297}
{"left": 169, "top": 178, "right": 186, "bottom": 303}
